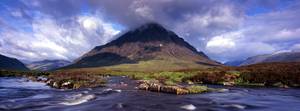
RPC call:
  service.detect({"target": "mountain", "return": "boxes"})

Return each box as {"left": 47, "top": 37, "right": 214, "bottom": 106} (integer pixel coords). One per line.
{"left": 64, "top": 23, "right": 220, "bottom": 71}
{"left": 0, "top": 54, "right": 29, "bottom": 71}
{"left": 27, "top": 60, "right": 71, "bottom": 71}
{"left": 224, "top": 60, "right": 244, "bottom": 66}
{"left": 239, "top": 51, "right": 300, "bottom": 66}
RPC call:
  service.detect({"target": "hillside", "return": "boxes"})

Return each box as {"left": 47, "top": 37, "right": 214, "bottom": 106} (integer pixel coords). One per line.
{"left": 0, "top": 54, "right": 29, "bottom": 71}
{"left": 240, "top": 51, "right": 300, "bottom": 66}
{"left": 26, "top": 60, "right": 71, "bottom": 71}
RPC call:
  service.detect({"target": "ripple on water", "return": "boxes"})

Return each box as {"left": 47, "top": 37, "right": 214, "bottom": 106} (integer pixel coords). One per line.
{"left": 0, "top": 78, "right": 50, "bottom": 90}
{"left": 180, "top": 104, "right": 197, "bottom": 111}
{"left": 60, "top": 94, "right": 96, "bottom": 106}
{"left": 222, "top": 104, "right": 246, "bottom": 109}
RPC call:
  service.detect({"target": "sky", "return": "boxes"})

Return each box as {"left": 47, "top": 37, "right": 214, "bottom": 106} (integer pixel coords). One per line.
{"left": 0, "top": 0, "right": 300, "bottom": 63}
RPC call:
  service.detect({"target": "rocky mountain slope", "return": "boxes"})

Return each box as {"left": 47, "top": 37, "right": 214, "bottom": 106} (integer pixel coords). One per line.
{"left": 0, "top": 54, "right": 29, "bottom": 71}
{"left": 64, "top": 23, "right": 220, "bottom": 71}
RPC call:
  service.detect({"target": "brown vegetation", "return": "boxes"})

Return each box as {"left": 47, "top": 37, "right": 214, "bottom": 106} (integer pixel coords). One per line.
{"left": 237, "top": 62, "right": 300, "bottom": 87}
{"left": 184, "top": 62, "right": 300, "bottom": 87}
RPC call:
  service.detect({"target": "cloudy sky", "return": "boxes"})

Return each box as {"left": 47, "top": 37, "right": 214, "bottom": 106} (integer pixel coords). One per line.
{"left": 0, "top": 0, "right": 299, "bottom": 63}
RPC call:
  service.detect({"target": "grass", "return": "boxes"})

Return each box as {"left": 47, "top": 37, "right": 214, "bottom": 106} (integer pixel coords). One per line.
{"left": 0, "top": 70, "right": 50, "bottom": 77}
{"left": 186, "top": 85, "right": 208, "bottom": 93}
{"left": 100, "top": 59, "right": 212, "bottom": 72}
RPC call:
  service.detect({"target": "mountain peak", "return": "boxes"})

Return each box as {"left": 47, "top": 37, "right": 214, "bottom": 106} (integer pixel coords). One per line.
{"left": 101, "top": 23, "right": 181, "bottom": 48}
{"left": 65, "top": 23, "right": 220, "bottom": 70}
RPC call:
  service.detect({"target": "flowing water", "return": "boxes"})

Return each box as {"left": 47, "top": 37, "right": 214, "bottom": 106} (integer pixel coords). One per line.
{"left": 0, "top": 77, "right": 300, "bottom": 111}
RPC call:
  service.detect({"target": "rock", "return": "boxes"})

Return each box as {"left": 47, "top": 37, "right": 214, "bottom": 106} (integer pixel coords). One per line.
{"left": 223, "top": 81, "right": 235, "bottom": 86}
{"left": 187, "top": 80, "right": 194, "bottom": 85}
{"left": 148, "top": 82, "right": 162, "bottom": 92}
{"left": 52, "top": 82, "right": 59, "bottom": 88}
{"left": 273, "top": 82, "right": 289, "bottom": 88}
{"left": 62, "top": 81, "right": 71, "bottom": 86}
{"left": 37, "top": 76, "right": 48, "bottom": 82}
{"left": 27, "top": 76, "right": 37, "bottom": 81}
{"left": 138, "top": 83, "right": 149, "bottom": 90}
{"left": 61, "top": 81, "right": 73, "bottom": 89}
{"left": 46, "top": 79, "right": 53, "bottom": 84}
{"left": 160, "top": 86, "right": 189, "bottom": 95}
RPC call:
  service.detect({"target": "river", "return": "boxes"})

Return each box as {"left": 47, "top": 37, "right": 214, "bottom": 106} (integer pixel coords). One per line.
{"left": 0, "top": 77, "right": 300, "bottom": 111}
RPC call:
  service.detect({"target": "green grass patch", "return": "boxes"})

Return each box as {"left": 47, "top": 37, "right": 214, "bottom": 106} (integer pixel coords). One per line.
{"left": 186, "top": 85, "right": 208, "bottom": 93}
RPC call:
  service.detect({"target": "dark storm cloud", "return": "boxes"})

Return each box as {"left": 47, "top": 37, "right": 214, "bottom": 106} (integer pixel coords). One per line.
{"left": 88, "top": 0, "right": 243, "bottom": 30}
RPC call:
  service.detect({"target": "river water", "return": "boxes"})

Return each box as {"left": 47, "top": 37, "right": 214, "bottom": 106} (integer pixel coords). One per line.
{"left": 0, "top": 77, "right": 300, "bottom": 111}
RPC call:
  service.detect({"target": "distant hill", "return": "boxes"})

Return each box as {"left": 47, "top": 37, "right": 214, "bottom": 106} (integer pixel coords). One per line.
{"left": 27, "top": 60, "right": 71, "bottom": 71}
{"left": 224, "top": 60, "right": 244, "bottom": 66}
{"left": 226, "top": 51, "right": 300, "bottom": 66}
{"left": 64, "top": 23, "right": 220, "bottom": 71}
{"left": 0, "top": 54, "right": 29, "bottom": 71}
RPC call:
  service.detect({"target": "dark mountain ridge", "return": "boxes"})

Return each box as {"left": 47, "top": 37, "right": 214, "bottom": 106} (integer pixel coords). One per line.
{"left": 94, "top": 23, "right": 208, "bottom": 58}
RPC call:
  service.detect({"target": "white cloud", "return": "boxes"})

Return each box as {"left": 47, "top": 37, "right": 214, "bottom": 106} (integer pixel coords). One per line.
{"left": 130, "top": 0, "right": 154, "bottom": 20}
{"left": 11, "top": 10, "right": 23, "bottom": 17}
{"left": 206, "top": 37, "right": 236, "bottom": 54}
{"left": 291, "top": 44, "right": 300, "bottom": 52}
{"left": 274, "top": 28, "right": 300, "bottom": 41}
{"left": 82, "top": 18, "right": 98, "bottom": 31}
{"left": 204, "top": 30, "right": 276, "bottom": 62}
{"left": 205, "top": 31, "right": 244, "bottom": 54}
{"left": 0, "top": 15, "right": 120, "bottom": 61}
